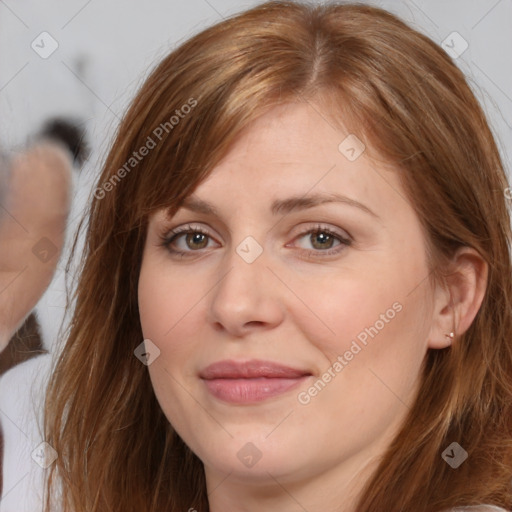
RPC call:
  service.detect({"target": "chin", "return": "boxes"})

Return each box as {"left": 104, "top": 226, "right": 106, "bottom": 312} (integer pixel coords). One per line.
{"left": 195, "top": 434, "right": 306, "bottom": 481}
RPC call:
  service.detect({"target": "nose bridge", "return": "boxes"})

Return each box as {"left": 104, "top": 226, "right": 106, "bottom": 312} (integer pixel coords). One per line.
{"left": 213, "top": 234, "right": 267, "bottom": 308}
{"left": 207, "top": 234, "right": 284, "bottom": 333}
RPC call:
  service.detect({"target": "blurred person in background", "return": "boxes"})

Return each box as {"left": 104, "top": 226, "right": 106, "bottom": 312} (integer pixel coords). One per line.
{"left": 0, "top": 118, "right": 87, "bottom": 501}
{"left": 0, "top": 141, "right": 72, "bottom": 354}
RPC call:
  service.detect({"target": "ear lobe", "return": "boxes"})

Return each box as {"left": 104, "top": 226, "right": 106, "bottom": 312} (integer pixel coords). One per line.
{"left": 427, "top": 247, "right": 488, "bottom": 350}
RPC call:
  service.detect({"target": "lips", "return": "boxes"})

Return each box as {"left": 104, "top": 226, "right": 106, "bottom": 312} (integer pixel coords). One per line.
{"left": 199, "top": 360, "right": 312, "bottom": 404}
{"left": 199, "top": 359, "right": 311, "bottom": 379}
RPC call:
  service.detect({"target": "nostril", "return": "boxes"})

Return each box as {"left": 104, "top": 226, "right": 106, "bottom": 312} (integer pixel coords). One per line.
{"left": 245, "top": 321, "right": 265, "bottom": 328}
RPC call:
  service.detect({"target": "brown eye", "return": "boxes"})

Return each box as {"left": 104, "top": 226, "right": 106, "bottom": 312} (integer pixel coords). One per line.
{"left": 291, "top": 225, "right": 352, "bottom": 258}
{"left": 159, "top": 224, "right": 218, "bottom": 256}
{"left": 309, "top": 231, "right": 337, "bottom": 250}
{"left": 184, "top": 232, "right": 209, "bottom": 250}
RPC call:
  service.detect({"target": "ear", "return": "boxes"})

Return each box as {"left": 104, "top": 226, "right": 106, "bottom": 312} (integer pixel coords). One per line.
{"left": 428, "top": 247, "right": 488, "bottom": 349}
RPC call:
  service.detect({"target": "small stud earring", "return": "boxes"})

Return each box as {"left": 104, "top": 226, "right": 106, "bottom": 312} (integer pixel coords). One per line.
{"left": 445, "top": 332, "right": 455, "bottom": 340}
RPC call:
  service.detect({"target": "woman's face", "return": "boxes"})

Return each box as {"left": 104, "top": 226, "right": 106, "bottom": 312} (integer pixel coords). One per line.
{"left": 138, "top": 101, "right": 442, "bottom": 504}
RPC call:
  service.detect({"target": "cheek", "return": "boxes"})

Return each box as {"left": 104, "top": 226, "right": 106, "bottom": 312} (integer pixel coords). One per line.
{"left": 138, "top": 260, "right": 214, "bottom": 399}
{"left": 286, "top": 255, "right": 431, "bottom": 371}
{"left": 138, "top": 262, "right": 206, "bottom": 426}
{"left": 285, "top": 272, "right": 399, "bottom": 353}
{"left": 138, "top": 259, "right": 202, "bottom": 343}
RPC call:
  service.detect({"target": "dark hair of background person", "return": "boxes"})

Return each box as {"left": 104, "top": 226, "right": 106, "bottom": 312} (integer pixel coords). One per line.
{"left": 38, "top": 117, "right": 90, "bottom": 166}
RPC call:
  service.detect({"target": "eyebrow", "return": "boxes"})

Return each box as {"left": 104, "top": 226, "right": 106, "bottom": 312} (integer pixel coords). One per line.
{"left": 168, "top": 193, "right": 379, "bottom": 219}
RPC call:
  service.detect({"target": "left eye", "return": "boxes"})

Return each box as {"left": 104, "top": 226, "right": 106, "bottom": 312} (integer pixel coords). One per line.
{"left": 291, "top": 227, "right": 351, "bottom": 254}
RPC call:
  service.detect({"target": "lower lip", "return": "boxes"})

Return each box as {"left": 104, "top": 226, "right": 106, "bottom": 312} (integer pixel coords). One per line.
{"left": 203, "top": 376, "right": 310, "bottom": 404}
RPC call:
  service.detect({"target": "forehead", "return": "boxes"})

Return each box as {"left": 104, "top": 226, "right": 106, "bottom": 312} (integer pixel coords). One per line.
{"left": 181, "top": 101, "right": 410, "bottom": 222}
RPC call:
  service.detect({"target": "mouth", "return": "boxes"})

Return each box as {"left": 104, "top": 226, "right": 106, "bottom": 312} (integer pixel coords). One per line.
{"left": 199, "top": 359, "right": 312, "bottom": 404}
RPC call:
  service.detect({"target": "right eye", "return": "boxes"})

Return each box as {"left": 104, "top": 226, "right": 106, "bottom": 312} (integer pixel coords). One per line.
{"left": 158, "top": 224, "right": 220, "bottom": 257}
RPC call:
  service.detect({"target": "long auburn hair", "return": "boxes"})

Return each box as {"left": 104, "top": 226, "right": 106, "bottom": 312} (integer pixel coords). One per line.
{"left": 42, "top": 2, "right": 512, "bottom": 511}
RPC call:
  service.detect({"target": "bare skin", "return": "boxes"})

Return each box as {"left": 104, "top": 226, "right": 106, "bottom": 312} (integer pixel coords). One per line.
{"left": 0, "top": 142, "right": 72, "bottom": 352}
{"left": 138, "top": 101, "right": 487, "bottom": 511}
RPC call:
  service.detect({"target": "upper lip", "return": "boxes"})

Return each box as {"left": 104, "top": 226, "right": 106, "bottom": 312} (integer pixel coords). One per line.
{"left": 199, "top": 360, "right": 312, "bottom": 379}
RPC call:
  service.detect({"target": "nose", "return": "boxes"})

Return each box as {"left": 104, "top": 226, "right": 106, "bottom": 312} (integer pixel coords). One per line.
{"left": 207, "top": 241, "right": 285, "bottom": 337}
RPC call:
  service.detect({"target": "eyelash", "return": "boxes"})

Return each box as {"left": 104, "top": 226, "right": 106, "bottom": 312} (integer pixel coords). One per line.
{"left": 157, "top": 223, "right": 352, "bottom": 259}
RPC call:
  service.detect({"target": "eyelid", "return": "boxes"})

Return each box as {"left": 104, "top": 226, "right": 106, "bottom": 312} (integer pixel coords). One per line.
{"left": 289, "top": 222, "right": 352, "bottom": 243}
{"left": 158, "top": 223, "right": 220, "bottom": 244}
